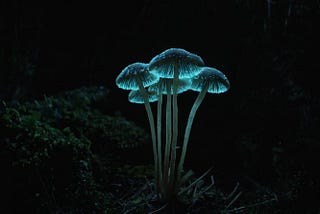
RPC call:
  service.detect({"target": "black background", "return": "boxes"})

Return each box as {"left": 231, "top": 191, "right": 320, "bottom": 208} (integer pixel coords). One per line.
{"left": 1, "top": 0, "right": 320, "bottom": 211}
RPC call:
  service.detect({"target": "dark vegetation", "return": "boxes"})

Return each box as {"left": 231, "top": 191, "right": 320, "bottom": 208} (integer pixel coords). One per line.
{"left": 1, "top": 0, "right": 320, "bottom": 213}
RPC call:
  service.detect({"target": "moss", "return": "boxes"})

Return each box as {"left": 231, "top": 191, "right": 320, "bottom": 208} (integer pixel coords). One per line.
{"left": 0, "top": 86, "right": 149, "bottom": 213}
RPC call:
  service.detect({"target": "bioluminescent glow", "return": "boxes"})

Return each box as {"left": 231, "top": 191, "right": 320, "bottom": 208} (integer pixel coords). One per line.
{"left": 148, "top": 78, "right": 191, "bottom": 95}
{"left": 148, "top": 48, "right": 205, "bottom": 79}
{"left": 115, "top": 48, "right": 230, "bottom": 204}
{"left": 128, "top": 90, "right": 159, "bottom": 104}
{"left": 190, "top": 66, "right": 230, "bottom": 94}
{"left": 116, "top": 62, "right": 159, "bottom": 90}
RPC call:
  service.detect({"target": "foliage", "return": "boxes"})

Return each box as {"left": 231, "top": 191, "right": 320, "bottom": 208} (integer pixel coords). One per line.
{"left": 0, "top": 86, "right": 149, "bottom": 213}
{"left": 0, "top": 106, "right": 91, "bottom": 167}
{"left": 19, "top": 86, "right": 149, "bottom": 151}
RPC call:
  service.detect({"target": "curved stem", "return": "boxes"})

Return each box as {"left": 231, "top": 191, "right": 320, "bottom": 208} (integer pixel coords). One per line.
{"left": 157, "top": 88, "right": 163, "bottom": 185}
{"left": 177, "top": 84, "right": 208, "bottom": 180}
{"left": 137, "top": 79, "right": 158, "bottom": 187}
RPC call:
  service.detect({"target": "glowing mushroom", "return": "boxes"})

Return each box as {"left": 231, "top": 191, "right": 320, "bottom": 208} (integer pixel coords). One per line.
{"left": 177, "top": 66, "right": 230, "bottom": 178}
{"left": 148, "top": 48, "right": 204, "bottom": 191}
{"left": 190, "top": 66, "right": 230, "bottom": 94}
{"left": 148, "top": 48, "right": 205, "bottom": 79}
{"left": 115, "top": 50, "right": 231, "bottom": 203}
{"left": 116, "top": 62, "right": 159, "bottom": 90}
{"left": 115, "top": 62, "right": 160, "bottom": 181}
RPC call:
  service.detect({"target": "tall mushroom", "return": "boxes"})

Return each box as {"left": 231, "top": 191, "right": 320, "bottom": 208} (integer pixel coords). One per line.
{"left": 115, "top": 62, "right": 160, "bottom": 184}
{"left": 148, "top": 48, "right": 205, "bottom": 198}
{"left": 177, "top": 66, "right": 230, "bottom": 179}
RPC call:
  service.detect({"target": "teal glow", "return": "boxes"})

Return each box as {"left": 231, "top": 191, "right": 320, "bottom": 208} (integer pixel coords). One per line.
{"left": 128, "top": 90, "right": 159, "bottom": 104}
{"left": 190, "top": 67, "right": 230, "bottom": 94}
{"left": 148, "top": 78, "right": 191, "bottom": 95}
{"left": 116, "top": 62, "right": 160, "bottom": 90}
{"left": 148, "top": 48, "right": 205, "bottom": 78}
{"left": 114, "top": 49, "right": 231, "bottom": 203}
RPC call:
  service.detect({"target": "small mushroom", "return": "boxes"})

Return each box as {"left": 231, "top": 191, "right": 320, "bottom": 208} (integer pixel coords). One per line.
{"left": 115, "top": 62, "right": 160, "bottom": 181}
{"left": 116, "top": 62, "right": 159, "bottom": 90}
{"left": 190, "top": 66, "right": 230, "bottom": 94}
{"left": 177, "top": 66, "right": 230, "bottom": 178}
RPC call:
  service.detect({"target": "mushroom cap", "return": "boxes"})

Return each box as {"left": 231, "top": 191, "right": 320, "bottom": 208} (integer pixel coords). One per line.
{"left": 190, "top": 66, "right": 230, "bottom": 94}
{"left": 148, "top": 78, "right": 191, "bottom": 95}
{"left": 128, "top": 90, "right": 159, "bottom": 104}
{"left": 148, "top": 48, "right": 205, "bottom": 79}
{"left": 116, "top": 62, "right": 160, "bottom": 90}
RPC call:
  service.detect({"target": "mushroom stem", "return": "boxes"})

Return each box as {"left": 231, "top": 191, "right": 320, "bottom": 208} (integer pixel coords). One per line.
{"left": 169, "top": 65, "right": 179, "bottom": 190}
{"left": 137, "top": 79, "right": 158, "bottom": 188}
{"left": 157, "top": 87, "right": 163, "bottom": 186}
{"left": 163, "top": 83, "right": 172, "bottom": 197}
{"left": 177, "top": 83, "right": 209, "bottom": 180}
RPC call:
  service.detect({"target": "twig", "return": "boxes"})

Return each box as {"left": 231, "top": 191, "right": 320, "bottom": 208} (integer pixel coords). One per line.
{"left": 148, "top": 203, "right": 168, "bottom": 214}
{"left": 224, "top": 191, "right": 242, "bottom": 211}
{"left": 198, "top": 175, "right": 215, "bottom": 196}
{"left": 178, "top": 167, "right": 212, "bottom": 195}
{"left": 225, "top": 182, "right": 239, "bottom": 200}
{"left": 123, "top": 206, "right": 137, "bottom": 214}
{"left": 190, "top": 175, "right": 215, "bottom": 207}
{"left": 224, "top": 196, "right": 278, "bottom": 213}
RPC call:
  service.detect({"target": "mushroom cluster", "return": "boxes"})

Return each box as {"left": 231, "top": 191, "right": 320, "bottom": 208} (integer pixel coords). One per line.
{"left": 115, "top": 48, "right": 230, "bottom": 202}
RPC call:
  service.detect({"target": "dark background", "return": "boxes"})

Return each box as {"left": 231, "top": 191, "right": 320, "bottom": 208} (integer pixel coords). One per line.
{"left": 1, "top": 0, "right": 320, "bottom": 212}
